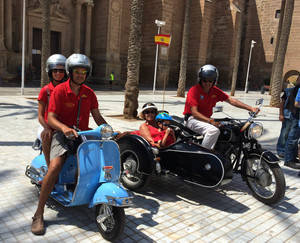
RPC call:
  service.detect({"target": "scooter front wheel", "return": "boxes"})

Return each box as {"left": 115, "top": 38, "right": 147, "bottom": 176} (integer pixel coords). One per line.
{"left": 95, "top": 204, "right": 125, "bottom": 241}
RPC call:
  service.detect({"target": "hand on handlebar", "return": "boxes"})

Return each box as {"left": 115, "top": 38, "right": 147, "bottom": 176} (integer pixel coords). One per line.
{"left": 209, "top": 119, "right": 222, "bottom": 128}
{"left": 62, "top": 127, "right": 78, "bottom": 140}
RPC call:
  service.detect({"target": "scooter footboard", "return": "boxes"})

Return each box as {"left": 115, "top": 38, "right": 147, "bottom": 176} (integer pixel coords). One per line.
{"left": 89, "top": 182, "right": 133, "bottom": 208}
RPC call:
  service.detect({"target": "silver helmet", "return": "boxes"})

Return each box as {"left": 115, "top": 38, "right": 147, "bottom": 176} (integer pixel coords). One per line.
{"left": 46, "top": 54, "right": 67, "bottom": 73}
{"left": 65, "top": 53, "right": 92, "bottom": 76}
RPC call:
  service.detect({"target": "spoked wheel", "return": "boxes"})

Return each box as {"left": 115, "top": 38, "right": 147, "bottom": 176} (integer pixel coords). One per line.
{"left": 245, "top": 155, "right": 285, "bottom": 205}
{"left": 95, "top": 204, "right": 125, "bottom": 241}
{"left": 120, "top": 149, "right": 150, "bottom": 190}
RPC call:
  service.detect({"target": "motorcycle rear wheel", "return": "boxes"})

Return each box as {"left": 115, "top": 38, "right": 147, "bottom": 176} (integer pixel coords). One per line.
{"left": 95, "top": 204, "right": 125, "bottom": 241}
{"left": 245, "top": 154, "right": 285, "bottom": 205}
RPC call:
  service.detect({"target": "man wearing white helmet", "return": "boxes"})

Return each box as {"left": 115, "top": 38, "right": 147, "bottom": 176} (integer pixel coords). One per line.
{"left": 31, "top": 54, "right": 107, "bottom": 235}
{"left": 183, "top": 64, "right": 259, "bottom": 150}
{"left": 37, "top": 54, "right": 67, "bottom": 167}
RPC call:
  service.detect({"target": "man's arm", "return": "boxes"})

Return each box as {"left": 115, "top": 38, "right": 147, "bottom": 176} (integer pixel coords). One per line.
{"left": 226, "top": 97, "right": 258, "bottom": 113}
{"left": 279, "top": 99, "right": 285, "bottom": 121}
{"left": 38, "top": 101, "right": 51, "bottom": 129}
{"left": 91, "top": 108, "right": 107, "bottom": 126}
{"left": 48, "top": 112, "right": 78, "bottom": 138}
{"left": 190, "top": 106, "right": 219, "bottom": 126}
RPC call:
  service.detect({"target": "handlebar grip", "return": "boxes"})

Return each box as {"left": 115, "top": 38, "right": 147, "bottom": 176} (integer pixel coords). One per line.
{"left": 240, "top": 121, "right": 250, "bottom": 132}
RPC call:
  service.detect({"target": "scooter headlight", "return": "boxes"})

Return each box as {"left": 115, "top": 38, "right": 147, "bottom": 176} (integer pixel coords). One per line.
{"left": 100, "top": 124, "right": 114, "bottom": 139}
{"left": 247, "top": 122, "right": 263, "bottom": 139}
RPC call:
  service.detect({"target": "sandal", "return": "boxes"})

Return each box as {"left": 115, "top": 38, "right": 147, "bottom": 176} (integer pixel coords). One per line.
{"left": 31, "top": 215, "right": 45, "bottom": 235}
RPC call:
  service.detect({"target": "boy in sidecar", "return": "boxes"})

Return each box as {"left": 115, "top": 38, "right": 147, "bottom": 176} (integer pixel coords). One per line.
{"left": 31, "top": 54, "right": 108, "bottom": 235}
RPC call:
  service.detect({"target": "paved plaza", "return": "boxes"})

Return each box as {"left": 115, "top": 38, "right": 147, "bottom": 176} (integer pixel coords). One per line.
{"left": 0, "top": 87, "right": 299, "bottom": 242}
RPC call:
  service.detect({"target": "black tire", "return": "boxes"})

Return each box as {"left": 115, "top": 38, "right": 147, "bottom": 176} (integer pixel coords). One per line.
{"left": 245, "top": 154, "right": 286, "bottom": 205}
{"left": 95, "top": 204, "right": 125, "bottom": 241}
{"left": 119, "top": 142, "right": 151, "bottom": 190}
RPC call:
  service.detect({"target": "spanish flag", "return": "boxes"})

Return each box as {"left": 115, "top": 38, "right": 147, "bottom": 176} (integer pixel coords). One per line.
{"left": 154, "top": 34, "right": 171, "bottom": 46}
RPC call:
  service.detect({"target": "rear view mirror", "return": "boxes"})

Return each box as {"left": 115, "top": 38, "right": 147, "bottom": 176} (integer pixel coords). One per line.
{"left": 256, "top": 98, "right": 264, "bottom": 105}
{"left": 213, "top": 106, "right": 223, "bottom": 113}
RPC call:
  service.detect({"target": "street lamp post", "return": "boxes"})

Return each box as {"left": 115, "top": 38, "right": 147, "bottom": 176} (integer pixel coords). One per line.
{"left": 153, "top": 19, "right": 166, "bottom": 96}
{"left": 21, "top": 0, "right": 26, "bottom": 95}
{"left": 244, "top": 40, "right": 256, "bottom": 93}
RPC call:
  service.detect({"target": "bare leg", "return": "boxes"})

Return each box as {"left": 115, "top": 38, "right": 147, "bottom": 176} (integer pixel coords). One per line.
{"left": 41, "top": 130, "right": 53, "bottom": 167}
{"left": 34, "top": 155, "right": 65, "bottom": 217}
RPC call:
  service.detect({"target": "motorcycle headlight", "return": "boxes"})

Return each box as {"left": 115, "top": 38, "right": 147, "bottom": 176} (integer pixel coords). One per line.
{"left": 247, "top": 122, "right": 263, "bottom": 139}
{"left": 100, "top": 124, "right": 114, "bottom": 139}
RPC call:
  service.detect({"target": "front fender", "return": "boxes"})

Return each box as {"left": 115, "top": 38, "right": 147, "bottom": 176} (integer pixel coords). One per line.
{"left": 89, "top": 182, "right": 133, "bottom": 208}
{"left": 241, "top": 149, "right": 280, "bottom": 179}
{"left": 249, "top": 150, "right": 280, "bottom": 164}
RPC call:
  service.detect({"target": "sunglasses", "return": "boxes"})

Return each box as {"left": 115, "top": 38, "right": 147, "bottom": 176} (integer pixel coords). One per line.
{"left": 202, "top": 79, "right": 214, "bottom": 83}
{"left": 52, "top": 69, "right": 65, "bottom": 74}
{"left": 144, "top": 110, "right": 156, "bottom": 114}
{"left": 74, "top": 69, "right": 88, "bottom": 75}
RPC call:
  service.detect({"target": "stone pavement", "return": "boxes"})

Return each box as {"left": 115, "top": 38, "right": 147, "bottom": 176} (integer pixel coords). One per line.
{"left": 0, "top": 87, "right": 299, "bottom": 242}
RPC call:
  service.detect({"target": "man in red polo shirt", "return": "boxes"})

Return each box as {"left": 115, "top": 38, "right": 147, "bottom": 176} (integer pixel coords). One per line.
{"left": 37, "top": 54, "right": 67, "bottom": 167}
{"left": 184, "top": 64, "right": 258, "bottom": 150}
{"left": 31, "top": 54, "right": 107, "bottom": 235}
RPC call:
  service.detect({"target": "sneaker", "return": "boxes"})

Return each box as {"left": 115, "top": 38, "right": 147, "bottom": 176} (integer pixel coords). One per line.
{"left": 284, "top": 161, "right": 300, "bottom": 170}
{"left": 31, "top": 215, "right": 45, "bottom": 235}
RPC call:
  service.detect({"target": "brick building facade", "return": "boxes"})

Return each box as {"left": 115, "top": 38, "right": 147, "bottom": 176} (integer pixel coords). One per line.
{"left": 0, "top": 0, "right": 299, "bottom": 90}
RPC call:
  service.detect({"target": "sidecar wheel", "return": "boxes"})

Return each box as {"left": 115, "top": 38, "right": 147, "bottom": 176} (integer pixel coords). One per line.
{"left": 120, "top": 145, "right": 151, "bottom": 190}
{"left": 245, "top": 155, "right": 285, "bottom": 205}
{"left": 95, "top": 204, "right": 125, "bottom": 241}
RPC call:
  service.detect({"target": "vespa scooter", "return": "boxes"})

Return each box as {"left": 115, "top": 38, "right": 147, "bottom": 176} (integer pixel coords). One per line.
{"left": 26, "top": 124, "right": 133, "bottom": 241}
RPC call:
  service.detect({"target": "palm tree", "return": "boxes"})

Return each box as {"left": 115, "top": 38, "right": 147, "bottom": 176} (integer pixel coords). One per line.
{"left": 40, "top": 0, "right": 50, "bottom": 88}
{"left": 123, "top": 0, "right": 144, "bottom": 119}
{"left": 177, "top": 0, "right": 191, "bottom": 98}
{"left": 269, "top": 0, "right": 286, "bottom": 94}
{"left": 230, "top": 0, "right": 246, "bottom": 96}
{"left": 270, "top": 0, "right": 294, "bottom": 107}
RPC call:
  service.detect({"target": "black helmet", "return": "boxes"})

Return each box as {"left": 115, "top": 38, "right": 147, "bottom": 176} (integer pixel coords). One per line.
{"left": 46, "top": 54, "right": 67, "bottom": 82}
{"left": 198, "top": 64, "right": 219, "bottom": 85}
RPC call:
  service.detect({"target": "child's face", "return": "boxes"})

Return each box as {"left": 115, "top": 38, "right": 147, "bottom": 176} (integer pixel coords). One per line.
{"left": 158, "top": 120, "right": 170, "bottom": 129}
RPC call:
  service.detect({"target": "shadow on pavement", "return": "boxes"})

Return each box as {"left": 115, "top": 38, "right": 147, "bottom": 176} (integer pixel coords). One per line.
{"left": 0, "top": 141, "right": 33, "bottom": 146}
{"left": 0, "top": 100, "right": 38, "bottom": 120}
{"left": 138, "top": 175, "right": 250, "bottom": 214}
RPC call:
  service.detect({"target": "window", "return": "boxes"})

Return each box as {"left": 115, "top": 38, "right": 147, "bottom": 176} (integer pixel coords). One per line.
{"left": 270, "top": 37, "right": 274, "bottom": 44}
{"left": 275, "top": 9, "right": 280, "bottom": 18}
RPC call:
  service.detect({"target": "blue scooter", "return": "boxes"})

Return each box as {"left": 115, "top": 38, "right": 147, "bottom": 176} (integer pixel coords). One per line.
{"left": 25, "top": 124, "right": 133, "bottom": 241}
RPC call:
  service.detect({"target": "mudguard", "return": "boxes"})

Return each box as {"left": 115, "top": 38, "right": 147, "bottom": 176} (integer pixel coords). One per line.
{"left": 89, "top": 182, "right": 133, "bottom": 208}
{"left": 241, "top": 149, "right": 280, "bottom": 178}
{"left": 31, "top": 154, "right": 46, "bottom": 169}
{"left": 117, "top": 134, "right": 155, "bottom": 174}
{"left": 249, "top": 150, "right": 280, "bottom": 164}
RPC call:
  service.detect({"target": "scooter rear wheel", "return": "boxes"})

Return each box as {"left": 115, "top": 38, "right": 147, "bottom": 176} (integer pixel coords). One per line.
{"left": 95, "top": 204, "right": 125, "bottom": 241}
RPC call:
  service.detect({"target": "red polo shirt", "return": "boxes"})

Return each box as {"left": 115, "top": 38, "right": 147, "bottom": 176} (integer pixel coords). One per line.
{"left": 48, "top": 79, "right": 98, "bottom": 130}
{"left": 183, "top": 84, "right": 229, "bottom": 118}
{"left": 38, "top": 82, "right": 55, "bottom": 122}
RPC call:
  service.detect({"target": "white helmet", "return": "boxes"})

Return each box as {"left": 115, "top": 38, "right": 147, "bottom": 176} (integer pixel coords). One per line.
{"left": 198, "top": 64, "right": 219, "bottom": 85}
{"left": 65, "top": 53, "right": 92, "bottom": 77}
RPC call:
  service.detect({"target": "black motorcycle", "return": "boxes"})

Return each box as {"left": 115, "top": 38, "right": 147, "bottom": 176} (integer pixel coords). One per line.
{"left": 117, "top": 99, "right": 285, "bottom": 205}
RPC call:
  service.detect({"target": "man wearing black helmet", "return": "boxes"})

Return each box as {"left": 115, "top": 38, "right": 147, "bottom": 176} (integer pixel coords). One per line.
{"left": 31, "top": 54, "right": 108, "bottom": 235}
{"left": 183, "top": 64, "right": 259, "bottom": 150}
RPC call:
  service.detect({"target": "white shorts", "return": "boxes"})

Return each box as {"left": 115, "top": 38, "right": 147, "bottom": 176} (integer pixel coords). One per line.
{"left": 37, "top": 124, "right": 44, "bottom": 141}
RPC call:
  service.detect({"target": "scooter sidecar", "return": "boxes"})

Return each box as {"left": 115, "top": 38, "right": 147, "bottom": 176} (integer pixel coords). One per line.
{"left": 117, "top": 134, "right": 233, "bottom": 191}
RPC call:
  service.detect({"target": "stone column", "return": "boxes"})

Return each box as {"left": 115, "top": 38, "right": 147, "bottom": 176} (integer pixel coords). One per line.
{"left": 85, "top": 0, "right": 93, "bottom": 57}
{"left": 5, "top": 0, "right": 12, "bottom": 50}
{"left": 0, "top": 0, "right": 6, "bottom": 50}
{"left": 74, "top": 0, "right": 82, "bottom": 53}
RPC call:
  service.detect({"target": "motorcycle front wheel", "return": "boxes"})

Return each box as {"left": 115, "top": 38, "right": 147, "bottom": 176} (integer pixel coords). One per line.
{"left": 245, "top": 154, "right": 285, "bottom": 205}
{"left": 95, "top": 204, "right": 125, "bottom": 241}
